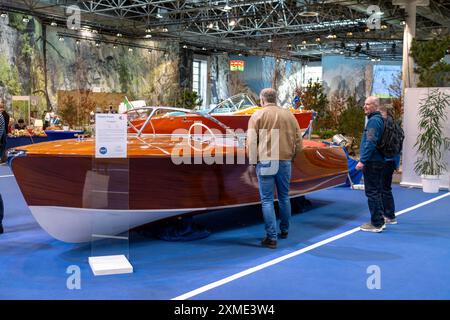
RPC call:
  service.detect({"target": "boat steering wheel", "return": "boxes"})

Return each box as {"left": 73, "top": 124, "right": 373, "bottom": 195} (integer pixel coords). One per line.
{"left": 188, "top": 122, "right": 217, "bottom": 152}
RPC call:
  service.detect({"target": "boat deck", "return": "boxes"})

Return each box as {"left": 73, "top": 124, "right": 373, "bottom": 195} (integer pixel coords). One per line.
{"left": 14, "top": 136, "right": 327, "bottom": 157}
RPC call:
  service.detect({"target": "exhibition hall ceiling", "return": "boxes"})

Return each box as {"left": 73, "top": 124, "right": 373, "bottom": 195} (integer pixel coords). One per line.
{"left": 1, "top": 0, "right": 449, "bottom": 60}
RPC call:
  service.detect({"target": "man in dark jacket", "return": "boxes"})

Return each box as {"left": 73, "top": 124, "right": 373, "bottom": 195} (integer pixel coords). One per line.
{"left": 356, "top": 96, "right": 385, "bottom": 232}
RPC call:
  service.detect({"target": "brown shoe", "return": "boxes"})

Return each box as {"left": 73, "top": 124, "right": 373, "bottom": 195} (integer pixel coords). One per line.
{"left": 261, "top": 237, "right": 277, "bottom": 249}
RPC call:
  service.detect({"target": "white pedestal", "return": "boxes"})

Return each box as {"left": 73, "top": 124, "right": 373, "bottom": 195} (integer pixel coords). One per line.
{"left": 88, "top": 254, "right": 133, "bottom": 276}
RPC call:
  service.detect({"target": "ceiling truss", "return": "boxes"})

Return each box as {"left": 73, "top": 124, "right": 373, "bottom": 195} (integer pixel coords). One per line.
{"left": 0, "top": 0, "right": 449, "bottom": 60}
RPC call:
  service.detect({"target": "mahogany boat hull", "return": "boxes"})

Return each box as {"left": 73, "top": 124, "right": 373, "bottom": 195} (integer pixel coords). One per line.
{"left": 129, "top": 112, "right": 314, "bottom": 134}
{"left": 10, "top": 137, "right": 348, "bottom": 243}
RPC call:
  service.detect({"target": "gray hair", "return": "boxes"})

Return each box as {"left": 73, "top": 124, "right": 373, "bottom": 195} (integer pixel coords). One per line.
{"left": 260, "top": 88, "right": 277, "bottom": 104}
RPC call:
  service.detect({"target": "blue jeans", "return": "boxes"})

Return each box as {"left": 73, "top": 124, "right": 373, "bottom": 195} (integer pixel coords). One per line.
{"left": 256, "top": 160, "right": 292, "bottom": 240}
{"left": 363, "top": 161, "right": 385, "bottom": 228}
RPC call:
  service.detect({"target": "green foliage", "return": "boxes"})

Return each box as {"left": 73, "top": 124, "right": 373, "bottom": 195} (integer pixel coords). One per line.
{"left": 299, "top": 79, "right": 329, "bottom": 118}
{"left": 338, "top": 96, "right": 365, "bottom": 147}
{"left": 176, "top": 89, "right": 202, "bottom": 109}
{"left": 316, "top": 129, "right": 338, "bottom": 139}
{"left": 414, "top": 89, "right": 450, "bottom": 176}
{"left": 410, "top": 36, "right": 450, "bottom": 87}
{"left": 118, "top": 59, "right": 132, "bottom": 95}
{"left": 0, "top": 55, "right": 22, "bottom": 95}
{"left": 20, "top": 34, "right": 33, "bottom": 58}
{"left": 7, "top": 13, "right": 28, "bottom": 31}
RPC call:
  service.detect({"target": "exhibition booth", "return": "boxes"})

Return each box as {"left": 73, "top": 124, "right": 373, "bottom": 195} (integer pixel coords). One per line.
{"left": 1, "top": 0, "right": 450, "bottom": 303}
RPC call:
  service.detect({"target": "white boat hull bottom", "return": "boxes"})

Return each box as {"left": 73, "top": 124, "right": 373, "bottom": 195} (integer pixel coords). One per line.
{"left": 29, "top": 206, "right": 194, "bottom": 243}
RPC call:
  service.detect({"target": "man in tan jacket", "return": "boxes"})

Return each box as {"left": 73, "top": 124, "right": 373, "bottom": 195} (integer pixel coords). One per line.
{"left": 247, "top": 88, "right": 302, "bottom": 248}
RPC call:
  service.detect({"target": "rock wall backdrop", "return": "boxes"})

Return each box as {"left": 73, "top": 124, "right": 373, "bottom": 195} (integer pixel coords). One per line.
{"left": 0, "top": 13, "right": 179, "bottom": 124}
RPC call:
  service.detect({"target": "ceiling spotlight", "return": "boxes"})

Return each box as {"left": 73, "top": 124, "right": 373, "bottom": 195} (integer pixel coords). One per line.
{"left": 22, "top": 17, "right": 30, "bottom": 23}
{"left": 224, "top": 2, "right": 232, "bottom": 12}
{"left": 145, "top": 34, "right": 152, "bottom": 38}
{"left": 113, "top": 44, "right": 117, "bottom": 49}
{"left": 145, "top": 28, "right": 151, "bottom": 33}
{"left": 400, "top": 21, "right": 406, "bottom": 25}
{"left": 299, "top": 10, "right": 319, "bottom": 17}
{"left": 58, "top": 36, "right": 64, "bottom": 42}
{"left": 0, "top": 13, "right": 7, "bottom": 18}
{"left": 207, "top": 22, "right": 214, "bottom": 29}
{"left": 202, "top": 47, "right": 207, "bottom": 51}
{"left": 116, "top": 33, "right": 122, "bottom": 37}
{"left": 162, "top": 28, "right": 168, "bottom": 32}
{"left": 302, "top": 40, "right": 307, "bottom": 45}
{"left": 228, "top": 19, "right": 237, "bottom": 27}
{"left": 156, "top": 13, "right": 163, "bottom": 19}
{"left": 51, "top": 21, "right": 57, "bottom": 27}
{"left": 182, "top": 44, "right": 188, "bottom": 49}
{"left": 365, "top": 28, "right": 370, "bottom": 32}
{"left": 267, "top": 38, "right": 272, "bottom": 43}
{"left": 287, "top": 43, "right": 292, "bottom": 48}
{"left": 76, "top": 40, "right": 80, "bottom": 45}
{"left": 381, "top": 25, "right": 388, "bottom": 29}
{"left": 128, "top": 48, "right": 133, "bottom": 52}
{"left": 346, "top": 32, "right": 353, "bottom": 37}
{"left": 315, "top": 37, "right": 321, "bottom": 42}
{"left": 95, "top": 42, "right": 100, "bottom": 47}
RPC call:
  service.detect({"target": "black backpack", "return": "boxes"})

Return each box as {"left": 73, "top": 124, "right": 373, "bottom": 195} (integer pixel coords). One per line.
{"left": 377, "top": 116, "right": 404, "bottom": 158}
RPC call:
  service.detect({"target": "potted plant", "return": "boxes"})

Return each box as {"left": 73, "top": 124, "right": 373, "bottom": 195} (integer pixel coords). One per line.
{"left": 414, "top": 88, "right": 450, "bottom": 193}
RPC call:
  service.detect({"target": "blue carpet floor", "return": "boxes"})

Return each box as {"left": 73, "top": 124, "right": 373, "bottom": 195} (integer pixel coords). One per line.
{"left": 1, "top": 163, "right": 449, "bottom": 300}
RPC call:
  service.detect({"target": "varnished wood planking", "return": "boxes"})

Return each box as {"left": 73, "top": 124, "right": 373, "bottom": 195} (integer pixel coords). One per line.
{"left": 11, "top": 137, "right": 348, "bottom": 210}
{"left": 129, "top": 110, "right": 314, "bottom": 134}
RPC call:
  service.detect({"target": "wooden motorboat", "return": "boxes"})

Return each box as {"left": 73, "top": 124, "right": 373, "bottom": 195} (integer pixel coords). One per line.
{"left": 8, "top": 107, "right": 347, "bottom": 243}
{"left": 127, "top": 93, "right": 315, "bottom": 135}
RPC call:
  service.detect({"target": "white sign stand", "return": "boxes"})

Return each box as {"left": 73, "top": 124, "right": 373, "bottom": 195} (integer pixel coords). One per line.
{"left": 90, "top": 114, "right": 132, "bottom": 276}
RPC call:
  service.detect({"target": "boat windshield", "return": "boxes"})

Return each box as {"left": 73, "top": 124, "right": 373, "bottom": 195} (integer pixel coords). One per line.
{"left": 208, "top": 93, "right": 257, "bottom": 114}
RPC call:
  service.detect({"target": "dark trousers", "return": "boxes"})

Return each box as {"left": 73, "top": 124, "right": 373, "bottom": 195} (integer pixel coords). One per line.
{"left": 0, "top": 132, "right": 6, "bottom": 162}
{"left": 363, "top": 161, "right": 385, "bottom": 227}
{"left": 0, "top": 193, "right": 3, "bottom": 226}
{"left": 381, "top": 161, "right": 396, "bottom": 219}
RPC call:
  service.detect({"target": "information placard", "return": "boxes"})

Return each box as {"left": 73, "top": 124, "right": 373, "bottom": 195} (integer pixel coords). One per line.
{"left": 95, "top": 114, "right": 128, "bottom": 158}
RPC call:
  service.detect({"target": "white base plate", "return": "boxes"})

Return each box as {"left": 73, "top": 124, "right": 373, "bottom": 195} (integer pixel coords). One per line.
{"left": 88, "top": 254, "right": 133, "bottom": 276}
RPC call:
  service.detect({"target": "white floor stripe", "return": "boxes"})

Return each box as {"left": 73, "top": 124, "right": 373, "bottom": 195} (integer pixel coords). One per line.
{"left": 172, "top": 192, "right": 450, "bottom": 300}
{"left": 0, "top": 175, "right": 14, "bottom": 178}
